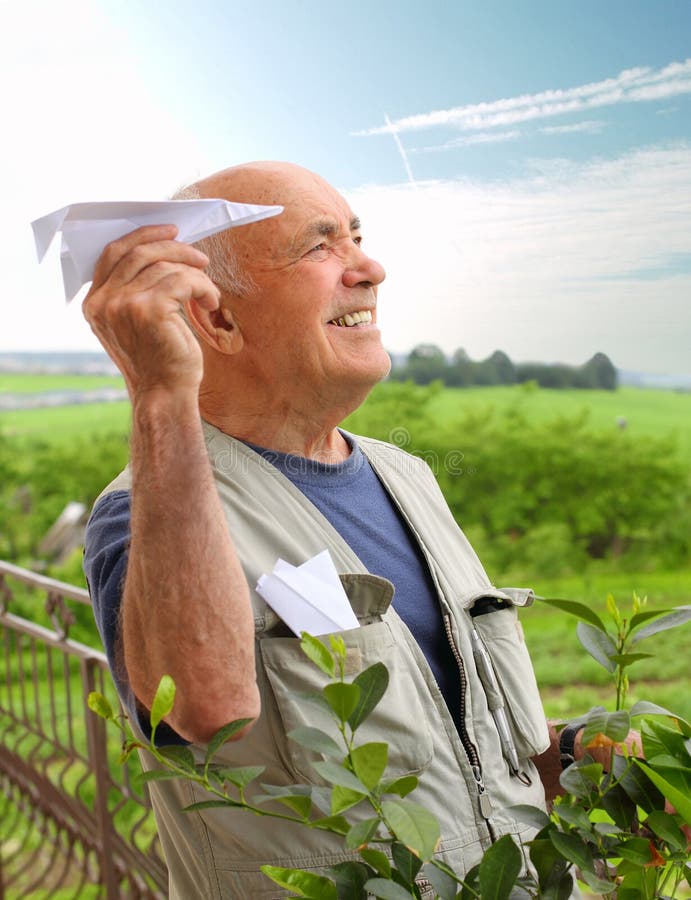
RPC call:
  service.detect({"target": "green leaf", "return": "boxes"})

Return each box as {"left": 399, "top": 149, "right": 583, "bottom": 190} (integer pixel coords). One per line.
{"left": 629, "top": 608, "right": 673, "bottom": 630}
{"left": 536, "top": 597, "right": 607, "bottom": 632}
{"left": 330, "top": 784, "right": 368, "bottom": 815}
{"left": 636, "top": 760, "right": 691, "bottom": 823}
{"left": 309, "top": 814, "right": 350, "bottom": 835}
{"left": 617, "top": 837, "right": 653, "bottom": 865}
{"left": 642, "top": 718, "right": 691, "bottom": 761}
{"left": 211, "top": 765, "right": 265, "bottom": 789}
{"left": 381, "top": 798, "right": 440, "bottom": 861}
{"left": 348, "top": 662, "right": 389, "bottom": 731}
{"left": 203, "top": 718, "right": 254, "bottom": 768}
{"left": 632, "top": 605, "right": 691, "bottom": 643}
{"left": 630, "top": 700, "right": 691, "bottom": 735}
{"left": 261, "top": 864, "right": 337, "bottom": 899}
{"left": 576, "top": 622, "right": 617, "bottom": 673}
{"left": 528, "top": 838, "right": 571, "bottom": 895}
{"left": 183, "top": 799, "right": 241, "bottom": 812}
{"left": 645, "top": 810, "right": 687, "bottom": 850}
{"left": 359, "top": 848, "right": 391, "bottom": 878}
{"left": 350, "top": 742, "right": 388, "bottom": 791}
{"left": 613, "top": 754, "right": 665, "bottom": 812}
{"left": 553, "top": 804, "right": 592, "bottom": 831}
{"left": 87, "top": 692, "right": 114, "bottom": 720}
{"left": 313, "top": 760, "right": 368, "bottom": 793}
{"left": 300, "top": 633, "right": 335, "bottom": 677}
{"left": 559, "top": 759, "right": 603, "bottom": 798}
{"left": 381, "top": 775, "right": 418, "bottom": 798}
{"left": 549, "top": 831, "right": 594, "bottom": 873}
{"left": 459, "top": 864, "right": 481, "bottom": 900}
{"left": 363, "top": 878, "right": 416, "bottom": 900}
{"left": 150, "top": 674, "right": 175, "bottom": 731}
{"left": 253, "top": 783, "right": 313, "bottom": 817}
{"left": 578, "top": 870, "right": 617, "bottom": 894}
{"left": 507, "top": 803, "right": 550, "bottom": 830}
{"left": 422, "top": 860, "right": 461, "bottom": 900}
{"left": 391, "top": 841, "right": 423, "bottom": 886}
{"left": 328, "top": 633, "right": 347, "bottom": 662}
{"left": 288, "top": 726, "right": 344, "bottom": 758}
{"left": 345, "top": 816, "right": 380, "bottom": 849}
{"left": 609, "top": 652, "right": 654, "bottom": 668}
{"left": 581, "top": 708, "right": 631, "bottom": 746}
{"left": 599, "top": 781, "right": 636, "bottom": 831}
{"left": 615, "top": 867, "right": 658, "bottom": 900}
{"left": 158, "top": 744, "right": 196, "bottom": 772}
{"left": 323, "top": 682, "right": 361, "bottom": 723}
{"left": 478, "top": 834, "right": 522, "bottom": 900}
{"left": 327, "top": 861, "right": 373, "bottom": 899}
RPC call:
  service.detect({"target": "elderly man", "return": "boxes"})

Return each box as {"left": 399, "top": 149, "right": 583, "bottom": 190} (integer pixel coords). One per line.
{"left": 83, "top": 162, "right": 569, "bottom": 899}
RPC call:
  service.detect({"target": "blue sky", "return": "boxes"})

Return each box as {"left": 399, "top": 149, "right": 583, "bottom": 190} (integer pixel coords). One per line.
{"left": 3, "top": 0, "right": 691, "bottom": 375}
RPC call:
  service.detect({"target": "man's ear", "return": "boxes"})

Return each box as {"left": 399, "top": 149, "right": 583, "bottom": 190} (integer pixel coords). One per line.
{"left": 187, "top": 301, "right": 244, "bottom": 355}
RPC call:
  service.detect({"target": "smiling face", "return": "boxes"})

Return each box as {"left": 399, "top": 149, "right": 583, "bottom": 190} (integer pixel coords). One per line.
{"left": 200, "top": 163, "right": 391, "bottom": 409}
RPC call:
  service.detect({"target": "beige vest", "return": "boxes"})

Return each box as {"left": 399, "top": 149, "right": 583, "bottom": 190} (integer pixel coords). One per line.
{"left": 103, "top": 422, "right": 552, "bottom": 899}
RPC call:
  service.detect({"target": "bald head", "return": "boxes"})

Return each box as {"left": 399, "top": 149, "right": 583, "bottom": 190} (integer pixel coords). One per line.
{"left": 195, "top": 161, "right": 332, "bottom": 209}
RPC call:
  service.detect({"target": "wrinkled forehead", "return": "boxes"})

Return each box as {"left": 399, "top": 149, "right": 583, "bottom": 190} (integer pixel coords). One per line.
{"left": 255, "top": 177, "right": 357, "bottom": 253}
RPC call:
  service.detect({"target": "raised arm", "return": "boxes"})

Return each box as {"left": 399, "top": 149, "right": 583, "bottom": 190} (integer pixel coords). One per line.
{"left": 83, "top": 225, "right": 259, "bottom": 743}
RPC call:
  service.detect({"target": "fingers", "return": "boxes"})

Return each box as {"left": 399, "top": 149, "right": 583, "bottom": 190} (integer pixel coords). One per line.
{"left": 90, "top": 225, "right": 209, "bottom": 291}
{"left": 124, "top": 261, "right": 220, "bottom": 310}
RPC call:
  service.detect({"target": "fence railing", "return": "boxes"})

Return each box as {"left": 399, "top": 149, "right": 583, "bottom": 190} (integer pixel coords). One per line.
{"left": 0, "top": 560, "right": 167, "bottom": 898}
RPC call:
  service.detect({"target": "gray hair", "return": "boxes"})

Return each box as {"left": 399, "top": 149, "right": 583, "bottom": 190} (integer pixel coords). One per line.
{"left": 171, "top": 183, "right": 256, "bottom": 297}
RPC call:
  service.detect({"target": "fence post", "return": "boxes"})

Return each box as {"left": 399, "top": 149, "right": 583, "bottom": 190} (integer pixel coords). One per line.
{"left": 82, "top": 657, "right": 120, "bottom": 899}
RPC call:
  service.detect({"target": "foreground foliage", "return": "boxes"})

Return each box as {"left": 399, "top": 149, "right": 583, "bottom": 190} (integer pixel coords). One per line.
{"left": 90, "top": 594, "right": 691, "bottom": 898}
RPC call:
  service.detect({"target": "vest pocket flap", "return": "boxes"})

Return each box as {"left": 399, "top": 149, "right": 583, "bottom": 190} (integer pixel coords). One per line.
{"left": 260, "top": 621, "right": 434, "bottom": 785}
{"left": 471, "top": 606, "right": 550, "bottom": 759}
{"left": 339, "top": 573, "right": 394, "bottom": 621}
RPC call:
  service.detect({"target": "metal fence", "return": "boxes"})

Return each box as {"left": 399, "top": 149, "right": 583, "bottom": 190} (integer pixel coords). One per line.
{"left": 0, "top": 560, "right": 167, "bottom": 898}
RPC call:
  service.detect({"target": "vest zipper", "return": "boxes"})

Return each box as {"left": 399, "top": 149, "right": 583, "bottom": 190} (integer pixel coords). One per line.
{"left": 443, "top": 612, "right": 496, "bottom": 837}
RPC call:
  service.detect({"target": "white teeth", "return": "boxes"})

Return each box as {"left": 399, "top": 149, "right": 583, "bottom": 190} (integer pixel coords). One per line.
{"left": 330, "top": 310, "right": 373, "bottom": 327}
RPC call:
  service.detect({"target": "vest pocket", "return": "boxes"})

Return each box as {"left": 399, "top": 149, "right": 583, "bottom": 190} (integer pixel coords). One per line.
{"left": 260, "top": 621, "right": 434, "bottom": 785}
{"left": 470, "top": 604, "right": 550, "bottom": 758}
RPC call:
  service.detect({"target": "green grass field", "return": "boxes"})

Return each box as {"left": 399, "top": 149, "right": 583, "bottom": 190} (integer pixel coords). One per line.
{"left": 428, "top": 384, "right": 691, "bottom": 455}
{"left": 0, "top": 373, "right": 125, "bottom": 393}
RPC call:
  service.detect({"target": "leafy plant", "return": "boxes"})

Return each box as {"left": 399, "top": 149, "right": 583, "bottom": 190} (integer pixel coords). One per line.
{"left": 90, "top": 596, "right": 691, "bottom": 898}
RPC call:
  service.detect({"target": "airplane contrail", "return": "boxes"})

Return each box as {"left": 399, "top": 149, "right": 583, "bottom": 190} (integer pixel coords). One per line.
{"left": 385, "top": 113, "right": 418, "bottom": 190}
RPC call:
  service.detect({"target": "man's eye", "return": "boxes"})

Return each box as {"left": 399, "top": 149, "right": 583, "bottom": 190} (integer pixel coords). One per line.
{"left": 305, "top": 242, "right": 328, "bottom": 257}
{"left": 353, "top": 235, "right": 362, "bottom": 246}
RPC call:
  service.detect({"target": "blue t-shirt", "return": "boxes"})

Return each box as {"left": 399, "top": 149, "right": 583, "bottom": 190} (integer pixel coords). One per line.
{"left": 83, "top": 433, "right": 464, "bottom": 738}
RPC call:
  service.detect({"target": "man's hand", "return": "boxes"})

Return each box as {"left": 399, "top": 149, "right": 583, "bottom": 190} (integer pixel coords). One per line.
{"left": 82, "top": 224, "right": 220, "bottom": 397}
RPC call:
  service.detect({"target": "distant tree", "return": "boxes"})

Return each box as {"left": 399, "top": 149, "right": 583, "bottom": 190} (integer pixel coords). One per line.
{"left": 488, "top": 350, "right": 517, "bottom": 385}
{"left": 447, "top": 348, "right": 475, "bottom": 387}
{"left": 580, "top": 352, "right": 618, "bottom": 391}
{"left": 402, "top": 344, "right": 449, "bottom": 385}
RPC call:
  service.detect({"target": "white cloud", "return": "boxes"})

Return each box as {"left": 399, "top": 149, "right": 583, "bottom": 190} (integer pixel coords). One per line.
{"left": 540, "top": 120, "right": 604, "bottom": 135}
{"left": 412, "top": 130, "right": 522, "bottom": 153}
{"left": 345, "top": 143, "right": 691, "bottom": 376}
{"left": 354, "top": 59, "right": 691, "bottom": 137}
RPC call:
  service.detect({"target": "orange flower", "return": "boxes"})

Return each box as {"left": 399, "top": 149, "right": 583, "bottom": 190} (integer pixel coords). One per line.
{"left": 644, "top": 842, "right": 666, "bottom": 868}
{"left": 585, "top": 733, "right": 616, "bottom": 750}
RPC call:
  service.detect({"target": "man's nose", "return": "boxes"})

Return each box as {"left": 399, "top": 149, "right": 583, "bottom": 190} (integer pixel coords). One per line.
{"left": 342, "top": 246, "right": 386, "bottom": 288}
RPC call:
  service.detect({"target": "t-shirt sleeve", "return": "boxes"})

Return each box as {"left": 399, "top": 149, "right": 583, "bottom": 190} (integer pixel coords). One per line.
{"left": 83, "top": 490, "right": 187, "bottom": 745}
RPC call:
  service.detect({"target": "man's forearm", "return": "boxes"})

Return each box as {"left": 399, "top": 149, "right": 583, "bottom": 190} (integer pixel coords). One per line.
{"left": 123, "top": 391, "right": 259, "bottom": 743}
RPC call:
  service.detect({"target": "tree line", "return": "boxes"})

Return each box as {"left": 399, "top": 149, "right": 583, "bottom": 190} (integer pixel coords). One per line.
{"left": 389, "top": 346, "right": 618, "bottom": 390}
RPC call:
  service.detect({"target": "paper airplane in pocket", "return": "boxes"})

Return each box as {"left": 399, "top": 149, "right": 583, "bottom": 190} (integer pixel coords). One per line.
{"left": 31, "top": 198, "right": 283, "bottom": 302}
{"left": 256, "top": 550, "right": 359, "bottom": 637}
